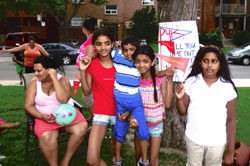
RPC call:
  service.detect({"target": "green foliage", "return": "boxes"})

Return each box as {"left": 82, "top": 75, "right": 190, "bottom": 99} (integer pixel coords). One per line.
{"left": 236, "top": 88, "right": 250, "bottom": 144}
{"left": 90, "top": 0, "right": 108, "bottom": 5}
{"left": 232, "top": 31, "right": 250, "bottom": 46}
{"left": 149, "top": 42, "right": 158, "bottom": 53}
{"left": 0, "top": 86, "right": 187, "bottom": 165}
{"left": 0, "top": 0, "right": 66, "bottom": 20}
{"left": 199, "top": 28, "right": 222, "bottom": 47}
{"left": 128, "top": 6, "right": 158, "bottom": 43}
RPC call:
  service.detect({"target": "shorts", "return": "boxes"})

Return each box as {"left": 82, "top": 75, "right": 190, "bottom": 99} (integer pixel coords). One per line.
{"left": 82, "top": 92, "right": 93, "bottom": 107}
{"left": 25, "top": 66, "right": 34, "bottom": 73}
{"left": 16, "top": 64, "right": 25, "bottom": 74}
{"left": 148, "top": 122, "right": 163, "bottom": 137}
{"left": 92, "top": 114, "right": 116, "bottom": 126}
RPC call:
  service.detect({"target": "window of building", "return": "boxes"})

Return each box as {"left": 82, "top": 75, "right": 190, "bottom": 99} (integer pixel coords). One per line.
{"left": 72, "top": 0, "right": 85, "bottom": 4}
{"left": 23, "top": 17, "right": 41, "bottom": 27}
{"left": 71, "top": 17, "right": 84, "bottom": 27}
{"left": 142, "top": 0, "right": 154, "bottom": 5}
{"left": 105, "top": 5, "right": 117, "bottom": 15}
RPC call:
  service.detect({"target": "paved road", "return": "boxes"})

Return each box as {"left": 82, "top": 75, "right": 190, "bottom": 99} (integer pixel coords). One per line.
{"left": 0, "top": 53, "right": 80, "bottom": 81}
{"left": 1, "top": 53, "right": 250, "bottom": 86}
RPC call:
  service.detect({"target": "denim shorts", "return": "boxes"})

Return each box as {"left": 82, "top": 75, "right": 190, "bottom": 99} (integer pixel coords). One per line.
{"left": 147, "top": 122, "right": 163, "bottom": 137}
{"left": 92, "top": 114, "right": 116, "bottom": 126}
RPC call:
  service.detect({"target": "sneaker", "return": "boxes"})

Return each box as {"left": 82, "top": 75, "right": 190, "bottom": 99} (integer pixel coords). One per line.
{"left": 20, "top": 81, "right": 23, "bottom": 85}
{"left": 113, "top": 157, "right": 123, "bottom": 166}
{"left": 137, "top": 157, "right": 150, "bottom": 166}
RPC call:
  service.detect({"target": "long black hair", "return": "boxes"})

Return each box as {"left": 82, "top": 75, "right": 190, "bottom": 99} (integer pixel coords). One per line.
{"left": 92, "top": 28, "right": 114, "bottom": 45}
{"left": 187, "top": 45, "right": 238, "bottom": 94}
{"left": 34, "top": 55, "right": 65, "bottom": 75}
{"left": 82, "top": 18, "right": 96, "bottom": 33}
{"left": 133, "top": 45, "right": 158, "bottom": 102}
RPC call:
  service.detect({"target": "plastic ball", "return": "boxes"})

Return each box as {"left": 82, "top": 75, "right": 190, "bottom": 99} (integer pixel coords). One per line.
{"left": 53, "top": 104, "right": 77, "bottom": 125}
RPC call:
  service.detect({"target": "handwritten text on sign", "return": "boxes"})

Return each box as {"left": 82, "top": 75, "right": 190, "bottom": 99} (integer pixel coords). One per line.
{"left": 157, "top": 21, "right": 199, "bottom": 82}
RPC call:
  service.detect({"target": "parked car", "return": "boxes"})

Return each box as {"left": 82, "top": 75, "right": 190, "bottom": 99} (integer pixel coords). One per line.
{"left": 226, "top": 42, "right": 250, "bottom": 65}
{"left": 5, "top": 32, "right": 46, "bottom": 48}
{"left": 42, "top": 43, "right": 80, "bottom": 65}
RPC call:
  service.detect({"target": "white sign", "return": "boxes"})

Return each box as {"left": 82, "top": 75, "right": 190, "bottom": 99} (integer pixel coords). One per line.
{"left": 157, "top": 21, "right": 200, "bottom": 82}
{"left": 41, "top": 22, "right": 46, "bottom": 27}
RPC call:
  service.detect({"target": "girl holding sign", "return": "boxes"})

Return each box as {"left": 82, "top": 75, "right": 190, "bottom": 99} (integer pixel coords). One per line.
{"left": 175, "top": 45, "right": 237, "bottom": 166}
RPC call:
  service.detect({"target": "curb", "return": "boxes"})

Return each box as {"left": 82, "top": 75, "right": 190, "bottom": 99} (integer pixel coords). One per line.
{"left": 0, "top": 79, "right": 250, "bottom": 87}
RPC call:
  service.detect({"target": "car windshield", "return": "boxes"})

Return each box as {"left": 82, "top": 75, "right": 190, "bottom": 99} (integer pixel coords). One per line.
{"left": 240, "top": 41, "right": 250, "bottom": 48}
{"left": 65, "top": 43, "right": 79, "bottom": 48}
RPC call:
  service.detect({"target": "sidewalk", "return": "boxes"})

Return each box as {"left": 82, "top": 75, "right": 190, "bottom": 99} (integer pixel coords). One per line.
{"left": 0, "top": 79, "right": 250, "bottom": 87}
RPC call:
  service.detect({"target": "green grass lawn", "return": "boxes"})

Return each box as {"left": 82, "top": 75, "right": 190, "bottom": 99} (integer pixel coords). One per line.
{"left": 0, "top": 86, "right": 249, "bottom": 165}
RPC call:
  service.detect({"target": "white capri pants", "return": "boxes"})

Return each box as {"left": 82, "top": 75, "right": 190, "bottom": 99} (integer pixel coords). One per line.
{"left": 185, "top": 136, "right": 225, "bottom": 166}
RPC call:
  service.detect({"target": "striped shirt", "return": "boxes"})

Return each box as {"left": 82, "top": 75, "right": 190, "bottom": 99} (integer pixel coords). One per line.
{"left": 111, "top": 49, "right": 140, "bottom": 98}
{"left": 139, "top": 77, "right": 166, "bottom": 126}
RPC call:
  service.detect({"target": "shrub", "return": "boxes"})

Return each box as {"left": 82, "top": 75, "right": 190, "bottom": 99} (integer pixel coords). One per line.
{"left": 233, "top": 31, "right": 250, "bottom": 46}
{"left": 199, "top": 28, "right": 222, "bottom": 47}
{"left": 127, "top": 6, "right": 158, "bottom": 43}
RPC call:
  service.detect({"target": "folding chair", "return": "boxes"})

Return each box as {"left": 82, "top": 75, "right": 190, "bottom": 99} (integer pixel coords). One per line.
{"left": 22, "top": 73, "right": 88, "bottom": 166}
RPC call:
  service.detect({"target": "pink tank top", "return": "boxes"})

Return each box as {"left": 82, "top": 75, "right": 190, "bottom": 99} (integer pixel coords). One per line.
{"left": 34, "top": 75, "right": 61, "bottom": 115}
{"left": 76, "top": 35, "right": 96, "bottom": 70}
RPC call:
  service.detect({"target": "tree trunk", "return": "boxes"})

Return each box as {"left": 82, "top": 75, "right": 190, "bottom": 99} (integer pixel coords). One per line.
{"left": 157, "top": 0, "right": 199, "bottom": 21}
{"left": 157, "top": 0, "right": 199, "bottom": 152}
{"left": 63, "top": 0, "right": 69, "bottom": 42}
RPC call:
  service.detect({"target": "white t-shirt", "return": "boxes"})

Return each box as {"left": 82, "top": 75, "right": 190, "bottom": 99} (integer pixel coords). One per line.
{"left": 184, "top": 74, "right": 237, "bottom": 146}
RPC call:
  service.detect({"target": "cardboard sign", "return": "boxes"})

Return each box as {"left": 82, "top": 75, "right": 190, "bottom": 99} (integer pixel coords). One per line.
{"left": 157, "top": 21, "right": 200, "bottom": 82}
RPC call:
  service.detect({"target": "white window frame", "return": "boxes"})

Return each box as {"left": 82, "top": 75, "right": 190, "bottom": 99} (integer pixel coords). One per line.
{"left": 105, "top": 5, "right": 117, "bottom": 15}
{"left": 142, "top": 0, "right": 154, "bottom": 6}
{"left": 71, "top": 17, "right": 84, "bottom": 27}
{"left": 72, "top": 0, "right": 85, "bottom": 4}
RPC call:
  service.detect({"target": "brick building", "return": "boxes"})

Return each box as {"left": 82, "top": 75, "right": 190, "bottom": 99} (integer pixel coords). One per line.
{"left": 0, "top": 0, "right": 157, "bottom": 44}
{"left": 198, "top": 0, "right": 250, "bottom": 38}
{"left": 0, "top": 11, "right": 59, "bottom": 44}
{"left": 67, "top": 0, "right": 157, "bottom": 42}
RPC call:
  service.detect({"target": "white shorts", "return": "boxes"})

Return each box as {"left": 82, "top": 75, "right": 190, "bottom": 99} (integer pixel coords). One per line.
{"left": 92, "top": 114, "right": 116, "bottom": 126}
{"left": 185, "top": 136, "right": 225, "bottom": 166}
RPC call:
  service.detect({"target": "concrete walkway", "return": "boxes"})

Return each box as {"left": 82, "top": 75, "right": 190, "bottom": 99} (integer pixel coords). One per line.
{"left": 223, "top": 39, "right": 237, "bottom": 49}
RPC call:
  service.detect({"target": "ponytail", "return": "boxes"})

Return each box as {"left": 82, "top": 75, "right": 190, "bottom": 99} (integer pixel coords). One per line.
{"left": 150, "top": 66, "right": 158, "bottom": 102}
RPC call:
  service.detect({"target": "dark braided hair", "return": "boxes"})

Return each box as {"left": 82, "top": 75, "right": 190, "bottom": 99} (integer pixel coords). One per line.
{"left": 133, "top": 45, "right": 158, "bottom": 102}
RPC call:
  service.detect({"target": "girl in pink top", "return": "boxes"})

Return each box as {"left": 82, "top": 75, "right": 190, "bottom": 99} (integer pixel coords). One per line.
{"left": 132, "top": 45, "right": 175, "bottom": 166}
{"left": 76, "top": 18, "right": 97, "bottom": 123}
{"left": 24, "top": 55, "right": 87, "bottom": 166}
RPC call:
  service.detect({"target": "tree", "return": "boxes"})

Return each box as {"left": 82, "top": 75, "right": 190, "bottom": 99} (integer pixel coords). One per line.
{"left": 0, "top": 0, "right": 109, "bottom": 42}
{"left": 90, "top": 0, "right": 108, "bottom": 5}
{"left": 128, "top": 6, "right": 158, "bottom": 43}
{"left": 157, "top": 0, "right": 200, "bottom": 152}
